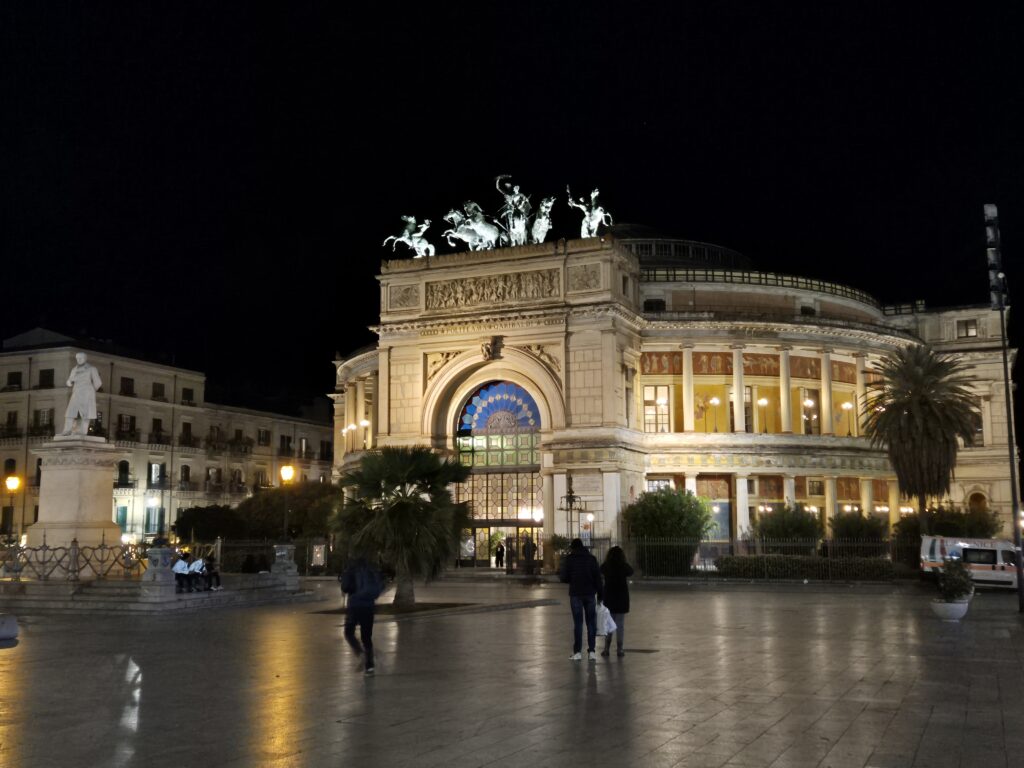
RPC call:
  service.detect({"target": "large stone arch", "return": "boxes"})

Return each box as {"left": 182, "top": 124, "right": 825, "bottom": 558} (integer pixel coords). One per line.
{"left": 421, "top": 347, "right": 565, "bottom": 445}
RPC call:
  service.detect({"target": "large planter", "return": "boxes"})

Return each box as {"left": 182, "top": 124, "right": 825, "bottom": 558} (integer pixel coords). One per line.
{"left": 930, "top": 598, "right": 971, "bottom": 621}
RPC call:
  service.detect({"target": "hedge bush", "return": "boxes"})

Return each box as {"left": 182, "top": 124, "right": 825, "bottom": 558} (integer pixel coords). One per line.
{"left": 715, "top": 554, "right": 895, "bottom": 581}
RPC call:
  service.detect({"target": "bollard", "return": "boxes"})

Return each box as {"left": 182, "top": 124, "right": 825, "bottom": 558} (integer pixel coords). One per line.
{"left": 0, "top": 614, "right": 18, "bottom": 641}
{"left": 67, "top": 538, "right": 80, "bottom": 582}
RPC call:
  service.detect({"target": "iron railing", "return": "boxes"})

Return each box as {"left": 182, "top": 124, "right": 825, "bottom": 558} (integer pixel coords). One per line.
{"left": 0, "top": 540, "right": 148, "bottom": 581}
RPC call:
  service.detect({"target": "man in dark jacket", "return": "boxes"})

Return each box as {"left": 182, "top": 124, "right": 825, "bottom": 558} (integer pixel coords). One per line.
{"left": 559, "top": 538, "right": 604, "bottom": 661}
{"left": 340, "top": 557, "right": 384, "bottom": 675}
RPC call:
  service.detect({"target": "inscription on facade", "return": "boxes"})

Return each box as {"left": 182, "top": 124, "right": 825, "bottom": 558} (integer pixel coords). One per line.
{"left": 425, "top": 268, "right": 559, "bottom": 310}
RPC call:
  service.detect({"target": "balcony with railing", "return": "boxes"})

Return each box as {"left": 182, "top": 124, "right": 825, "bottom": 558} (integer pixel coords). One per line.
{"left": 278, "top": 447, "right": 295, "bottom": 458}
{"left": 177, "top": 480, "right": 200, "bottom": 493}
{"left": 28, "top": 424, "right": 55, "bottom": 439}
{"left": 147, "top": 478, "right": 170, "bottom": 490}
{"left": 115, "top": 429, "right": 142, "bottom": 444}
{"left": 178, "top": 434, "right": 201, "bottom": 449}
{"left": 297, "top": 447, "right": 317, "bottom": 460}
{"left": 147, "top": 431, "right": 171, "bottom": 446}
{"left": 0, "top": 426, "right": 24, "bottom": 440}
{"left": 228, "top": 483, "right": 249, "bottom": 495}
{"left": 204, "top": 481, "right": 225, "bottom": 494}
{"left": 228, "top": 437, "right": 255, "bottom": 456}
{"left": 114, "top": 478, "right": 137, "bottom": 490}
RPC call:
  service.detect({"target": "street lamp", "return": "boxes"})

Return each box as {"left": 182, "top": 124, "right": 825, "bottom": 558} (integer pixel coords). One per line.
{"left": 841, "top": 401, "right": 854, "bottom": 436}
{"left": 280, "top": 464, "right": 295, "bottom": 541}
{"left": 359, "top": 418, "right": 370, "bottom": 449}
{"left": 6, "top": 476, "right": 20, "bottom": 539}
{"left": 558, "top": 476, "right": 586, "bottom": 538}
{"left": 709, "top": 396, "right": 720, "bottom": 432}
{"left": 757, "top": 397, "right": 768, "bottom": 433}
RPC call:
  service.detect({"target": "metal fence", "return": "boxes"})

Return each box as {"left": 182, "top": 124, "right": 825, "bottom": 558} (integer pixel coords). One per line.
{"left": 561, "top": 537, "right": 920, "bottom": 583}
{"left": 0, "top": 541, "right": 149, "bottom": 581}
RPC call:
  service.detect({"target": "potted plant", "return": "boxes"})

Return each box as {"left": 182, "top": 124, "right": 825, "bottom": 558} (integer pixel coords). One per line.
{"left": 930, "top": 558, "right": 974, "bottom": 621}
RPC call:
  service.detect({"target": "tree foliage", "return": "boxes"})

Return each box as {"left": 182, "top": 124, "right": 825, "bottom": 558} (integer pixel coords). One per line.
{"left": 863, "top": 345, "right": 980, "bottom": 522}
{"left": 894, "top": 506, "right": 1003, "bottom": 541}
{"left": 828, "top": 512, "right": 888, "bottom": 541}
{"left": 622, "top": 487, "right": 714, "bottom": 539}
{"left": 175, "top": 484, "right": 343, "bottom": 541}
{"left": 750, "top": 504, "right": 823, "bottom": 540}
{"left": 332, "top": 447, "right": 470, "bottom": 606}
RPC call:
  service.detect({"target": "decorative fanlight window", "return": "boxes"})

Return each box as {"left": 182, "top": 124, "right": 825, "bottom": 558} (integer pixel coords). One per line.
{"left": 456, "top": 382, "right": 541, "bottom": 467}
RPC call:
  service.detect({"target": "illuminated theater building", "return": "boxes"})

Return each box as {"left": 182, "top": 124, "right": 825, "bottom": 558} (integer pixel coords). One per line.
{"left": 333, "top": 233, "right": 1014, "bottom": 554}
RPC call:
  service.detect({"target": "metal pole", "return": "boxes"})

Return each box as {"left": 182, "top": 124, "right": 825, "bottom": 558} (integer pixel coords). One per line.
{"left": 997, "top": 282, "right": 1024, "bottom": 612}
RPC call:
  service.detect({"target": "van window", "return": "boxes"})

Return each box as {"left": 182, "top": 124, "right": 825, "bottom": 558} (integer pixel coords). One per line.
{"left": 1001, "top": 550, "right": 1018, "bottom": 567}
{"left": 963, "top": 549, "right": 997, "bottom": 565}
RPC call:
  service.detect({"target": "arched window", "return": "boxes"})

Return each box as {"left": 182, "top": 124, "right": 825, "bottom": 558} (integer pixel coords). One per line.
{"left": 968, "top": 492, "right": 989, "bottom": 513}
{"left": 116, "top": 460, "right": 130, "bottom": 486}
{"left": 456, "top": 381, "right": 540, "bottom": 467}
{"left": 3, "top": 458, "right": 15, "bottom": 477}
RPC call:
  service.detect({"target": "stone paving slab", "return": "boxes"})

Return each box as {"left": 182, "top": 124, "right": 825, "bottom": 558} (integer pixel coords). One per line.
{"left": 0, "top": 581, "right": 1021, "bottom": 767}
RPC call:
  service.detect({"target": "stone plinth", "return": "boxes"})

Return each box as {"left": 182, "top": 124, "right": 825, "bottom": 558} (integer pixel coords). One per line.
{"left": 141, "top": 547, "right": 176, "bottom": 598}
{"left": 271, "top": 543, "right": 300, "bottom": 592}
{"left": 26, "top": 436, "right": 122, "bottom": 548}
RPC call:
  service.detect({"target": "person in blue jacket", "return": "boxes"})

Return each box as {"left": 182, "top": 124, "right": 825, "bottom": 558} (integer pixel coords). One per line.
{"left": 559, "top": 538, "right": 604, "bottom": 661}
{"left": 339, "top": 557, "right": 385, "bottom": 675}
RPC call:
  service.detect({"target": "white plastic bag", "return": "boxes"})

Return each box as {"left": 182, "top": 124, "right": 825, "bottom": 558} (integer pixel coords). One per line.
{"left": 597, "top": 602, "right": 617, "bottom": 636}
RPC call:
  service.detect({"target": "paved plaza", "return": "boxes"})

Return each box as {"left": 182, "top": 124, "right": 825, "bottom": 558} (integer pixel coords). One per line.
{"left": 1, "top": 580, "right": 1022, "bottom": 768}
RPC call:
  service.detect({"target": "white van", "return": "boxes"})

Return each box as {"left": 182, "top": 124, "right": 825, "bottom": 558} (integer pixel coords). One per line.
{"left": 920, "top": 535, "right": 1019, "bottom": 588}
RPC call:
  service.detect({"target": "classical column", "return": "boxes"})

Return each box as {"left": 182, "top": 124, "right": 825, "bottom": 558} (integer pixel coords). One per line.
{"left": 860, "top": 478, "right": 874, "bottom": 517}
{"left": 366, "top": 372, "right": 378, "bottom": 449}
{"left": 823, "top": 476, "right": 837, "bottom": 528}
{"left": 553, "top": 473, "right": 568, "bottom": 536}
{"left": 542, "top": 473, "right": 555, "bottom": 543}
{"left": 345, "top": 382, "right": 357, "bottom": 453}
{"left": 355, "top": 378, "right": 367, "bottom": 450}
{"left": 732, "top": 346, "right": 746, "bottom": 432}
{"left": 820, "top": 349, "right": 834, "bottom": 435}
{"left": 854, "top": 353, "right": 868, "bottom": 433}
{"left": 888, "top": 482, "right": 901, "bottom": 531}
{"left": 683, "top": 473, "right": 698, "bottom": 495}
{"left": 682, "top": 345, "right": 695, "bottom": 432}
{"left": 779, "top": 346, "right": 793, "bottom": 433}
{"left": 378, "top": 347, "right": 391, "bottom": 437}
{"left": 337, "top": 389, "right": 348, "bottom": 460}
{"left": 783, "top": 475, "right": 796, "bottom": 507}
{"left": 735, "top": 473, "right": 750, "bottom": 535}
{"left": 602, "top": 471, "right": 621, "bottom": 539}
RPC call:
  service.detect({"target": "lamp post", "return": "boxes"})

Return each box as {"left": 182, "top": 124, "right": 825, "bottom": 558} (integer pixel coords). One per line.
{"left": 280, "top": 464, "right": 295, "bottom": 540}
{"left": 841, "top": 401, "right": 854, "bottom": 436}
{"left": 359, "top": 418, "right": 370, "bottom": 450}
{"left": 757, "top": 397, "right": 768, "bottom": 433}
{"left": 6, "top": 475, "right": 20, "bottom": 540}
{"left": 709, "top": 396, "right": 720, "bottom": 432}
{"left": 558, "top": 476, "right": 586, "bottom": 538}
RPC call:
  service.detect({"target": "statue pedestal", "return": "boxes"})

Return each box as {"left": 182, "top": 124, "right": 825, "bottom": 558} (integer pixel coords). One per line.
{"left": 26, "top": 436, "right": 122, "bottom": 548}
{"left": 271, "top": 543, "right": 300, "bottom": 592}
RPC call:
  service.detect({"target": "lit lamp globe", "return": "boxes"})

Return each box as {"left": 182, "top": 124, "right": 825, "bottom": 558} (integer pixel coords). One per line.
{"left": 280, "top": 465, "right": 295, "bottom": 484}
{"left": 5, "top": 476, "right": 20, "bottom": 494}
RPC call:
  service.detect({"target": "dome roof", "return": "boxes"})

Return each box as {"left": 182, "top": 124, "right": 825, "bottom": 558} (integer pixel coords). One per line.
{"left": 610, "top": 223, "right": 753, "bottom": 270}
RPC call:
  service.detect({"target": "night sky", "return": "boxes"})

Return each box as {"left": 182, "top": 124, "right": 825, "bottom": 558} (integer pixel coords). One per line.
{"left": 3, "top": 3, "right": 1023, "bottom": 413}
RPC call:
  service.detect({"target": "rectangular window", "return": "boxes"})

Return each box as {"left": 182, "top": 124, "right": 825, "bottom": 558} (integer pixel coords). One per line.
{"left": 320, "top": 440, "right": 333, "bottom": 460}
{"left": 182, "top": 387, "right": 195, "bottom": 405}
{"left": 646, "top": 479, "right": 672, "bottom": 492}
{"left": 0, "top": 506, "right": 12, "bottom": 535}
{"left": 642, "top": 385, "right": 671, "bottom": 433}
{"left": 808, "top": 479, "right": 824, "bottom": 496}
{"left": 33, "top": 408, "right": 54, "bottom": 427}
{"left": 118, "top": 414, "right": 136, "bottom": 431}
{"left": 801, "top": 388, "right": 821, "bottom": 436}
{"left": 5, "top": 371, "right": 22, "bottom": 390}
{"left": 257, "top": 429, "right": 271, "bottom": 446}
{"left": 234, "top": 429, "right": 243, "bottom": 441}
{"left": 152, "top": 382, "right": 166, "bottom": 400}
{"left": 729, "top": 386, "right": 754, "bottom": 433}
{"left": 144, "top": 506, "right": 166, "bottom": 535}
{"left": 956, "top": 319, "right": 978, "bottom": 338}
{"left": 5, "top": 411, "right": 16, "bottom": 427}
{"left": 120, "top": 377, "right": 135, "bottom": 396}
{"left": 182, "top": 422, "right": 192, "bottom": 437}
{"left": 38, "top": 369, "right": 54, "bottom": 389}
{"left": 115, "top": 506, "right": 128, "bottom": 532}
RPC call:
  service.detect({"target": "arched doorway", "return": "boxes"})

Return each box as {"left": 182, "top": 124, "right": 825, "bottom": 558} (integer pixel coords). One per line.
{"left": 452, "top": 381, "right": 543, "bottom": 571}
{"left": 968, "top": 492, "right": 989, "bottom": 513}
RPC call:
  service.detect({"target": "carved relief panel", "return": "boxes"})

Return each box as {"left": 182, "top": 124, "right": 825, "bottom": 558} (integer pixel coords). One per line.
{"left": 566, "top": 263, "right": 601, "bottom": 292}
{"left": 425, "top": 268, "right": 559, "bottom": 310}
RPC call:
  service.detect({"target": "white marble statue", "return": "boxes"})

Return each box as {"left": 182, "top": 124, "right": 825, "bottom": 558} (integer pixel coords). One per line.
{"left": 383, "top": 215, "right": 435, "bottom": 258}
{"left": 567, "top": 186, "right": 613, "bottom": 238}
{"left": 62, "top": 352, "right": 102, "bottom": 436}
{"left": 495, "top": 176, "right": 532, "bottom": 246}
{"left": 530, "top": 196, "right": 556, "bottom": 244}
{"left": 442, "top": 202, "right": 506, "bottom": 251}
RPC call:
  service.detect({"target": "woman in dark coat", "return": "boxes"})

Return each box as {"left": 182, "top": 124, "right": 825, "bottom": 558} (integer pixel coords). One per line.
{"left": 600, "top": 546, "right": 634, "bottom": 657}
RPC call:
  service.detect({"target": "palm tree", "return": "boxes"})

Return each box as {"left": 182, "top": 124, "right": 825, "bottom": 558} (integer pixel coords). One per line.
{"left": 862, "top": 345, "right": 980, "bottom": 529}
{"left": 334, "top": 446, "right": 470, "bottom": 606}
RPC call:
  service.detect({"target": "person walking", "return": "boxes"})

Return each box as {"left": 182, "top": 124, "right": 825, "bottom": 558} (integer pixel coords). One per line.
{"left": 494, "top": 541, "right": 505, "bottom": 569}
{"left": 600, "top": 546, "right": 634, "bottom": 657}
{"left": 559, "top": 538, "right": 604, "bottom": 661}
{"left": 339, "top": 557, "right": 384, "bottom": 675}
